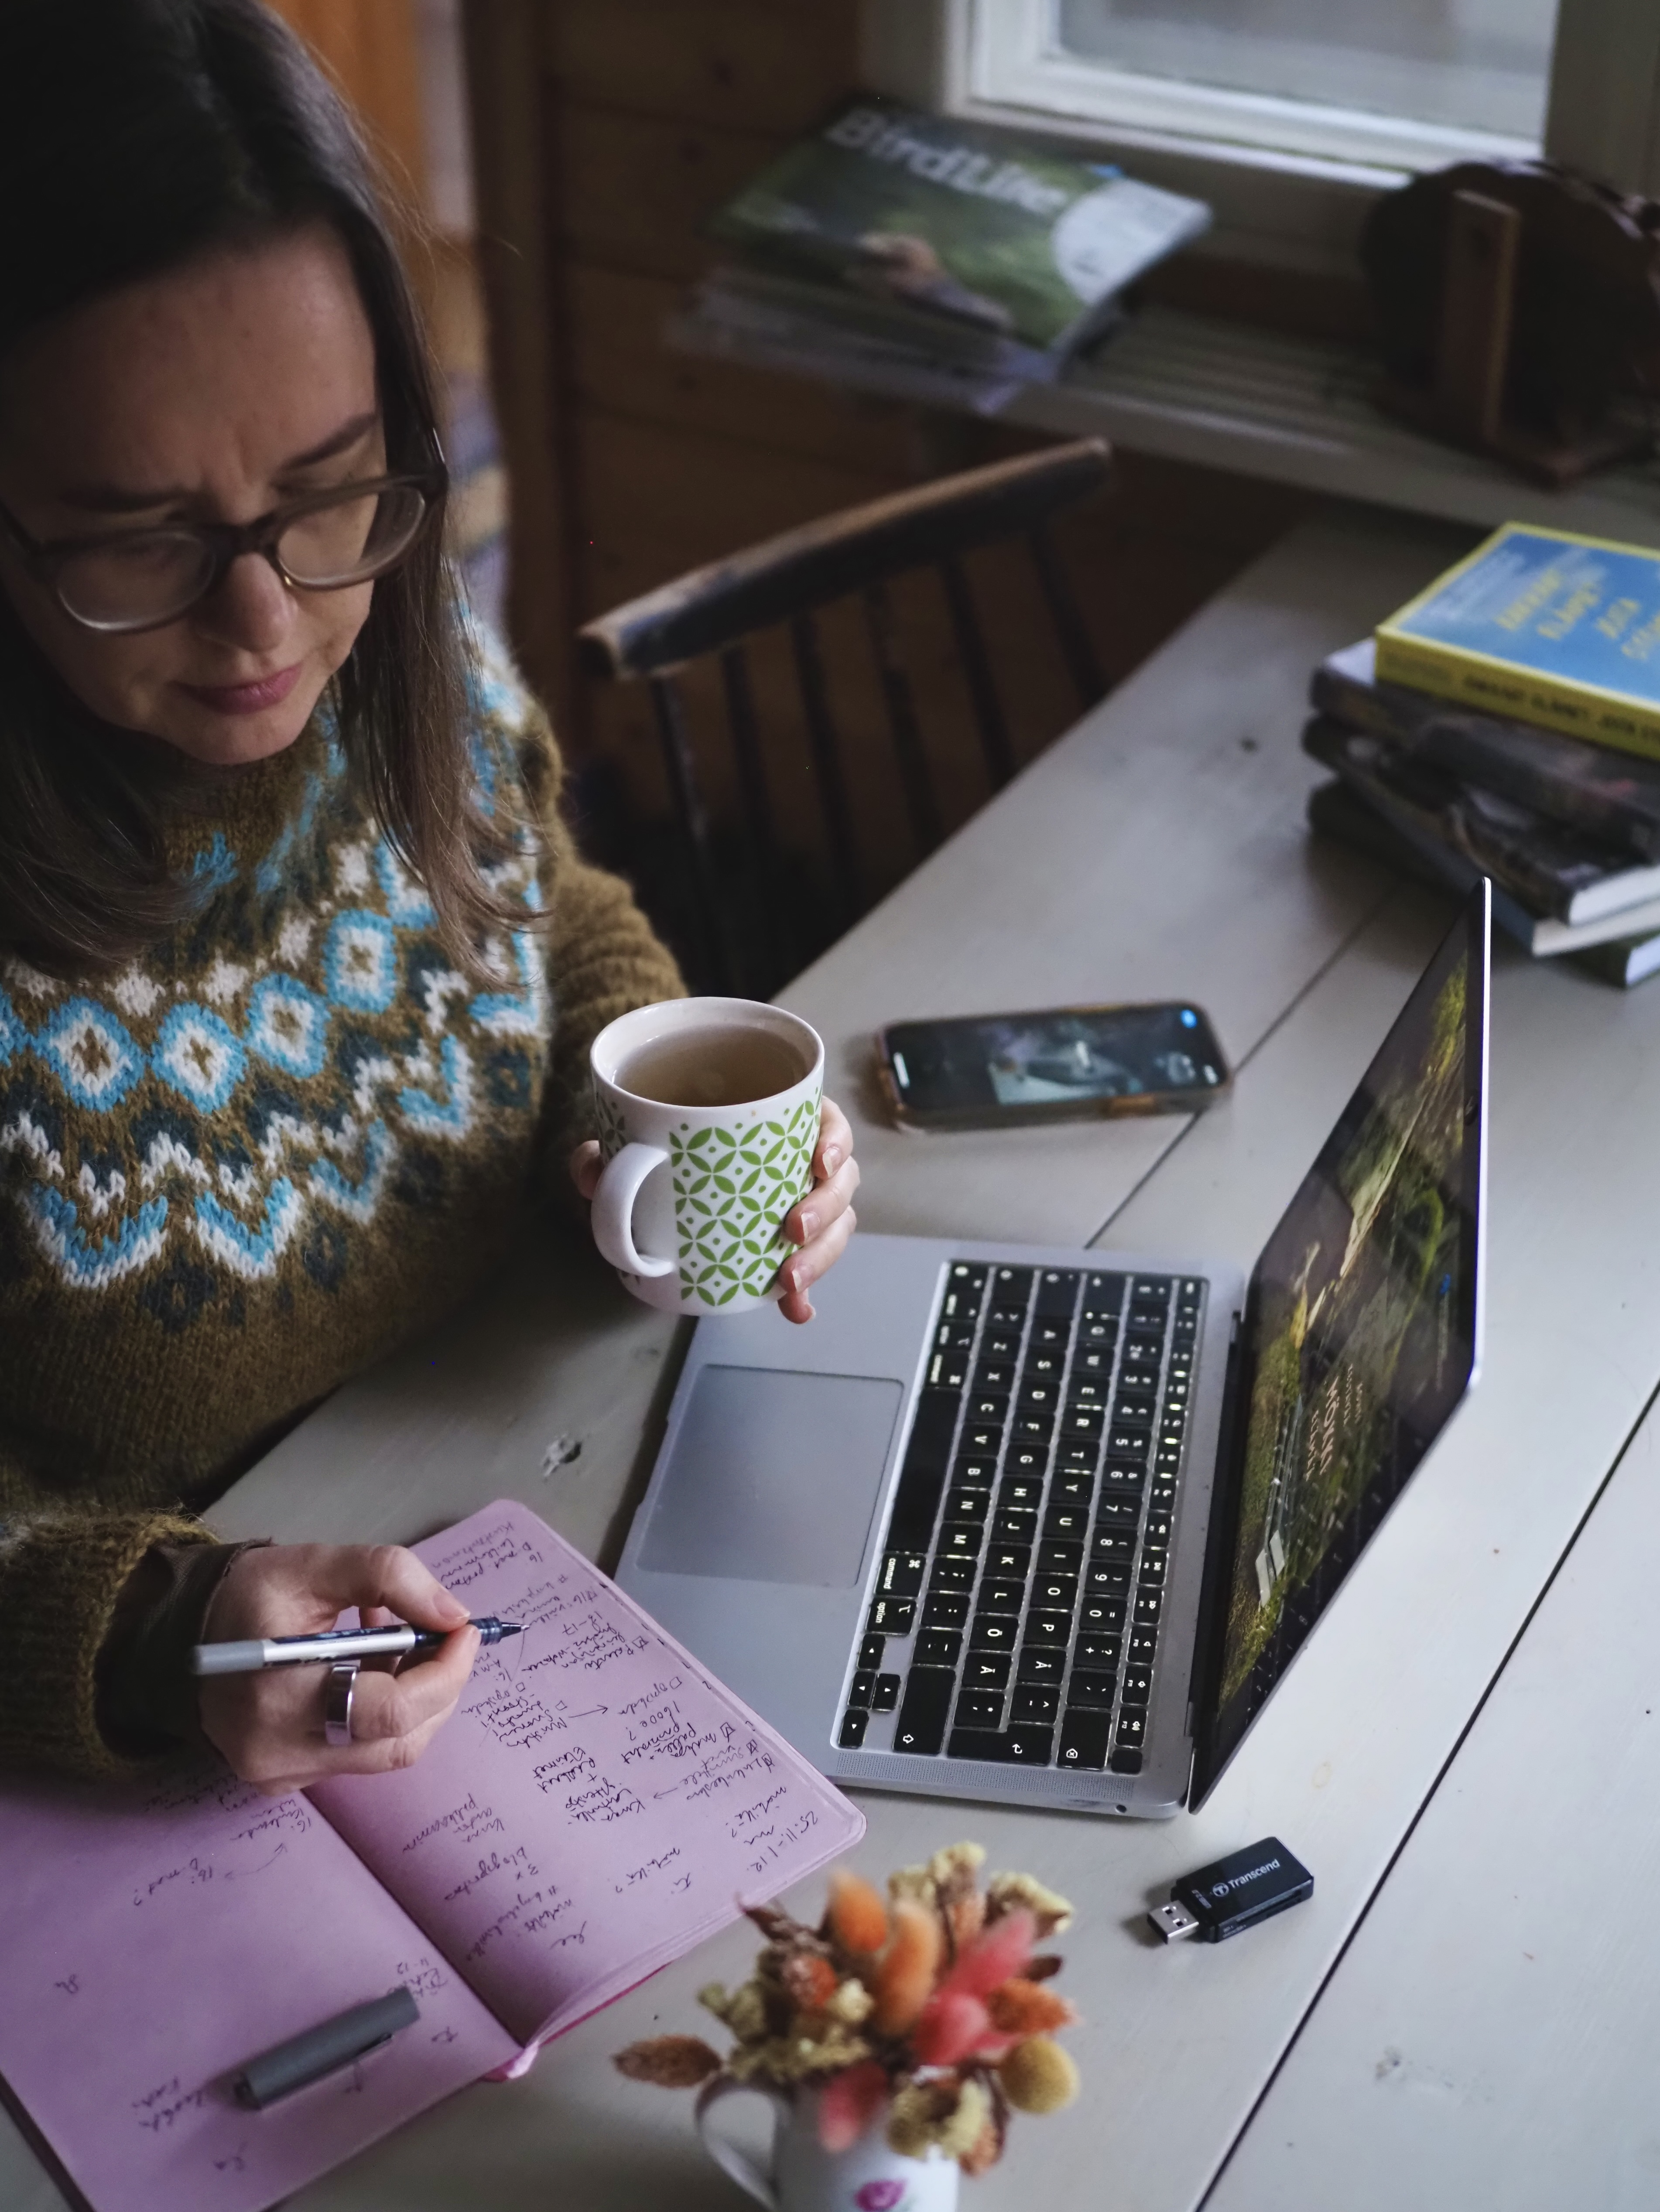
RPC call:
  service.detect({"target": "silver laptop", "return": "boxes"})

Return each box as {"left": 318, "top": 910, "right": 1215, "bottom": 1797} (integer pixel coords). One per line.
{"left": 618, "top": 885, "right": 1489, "bottom": 1817}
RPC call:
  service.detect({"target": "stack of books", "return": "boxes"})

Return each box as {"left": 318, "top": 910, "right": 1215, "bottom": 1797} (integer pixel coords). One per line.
{"left": 674, "top": 96, "right": 1211, "bottom": 415}
{"left": 1307, "top": 522, "right": 1660, "bottom": 986}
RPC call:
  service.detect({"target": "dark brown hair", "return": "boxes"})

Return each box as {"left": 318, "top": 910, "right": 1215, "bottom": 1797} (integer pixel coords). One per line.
{"left": 0, "top": 0, "right": 509, "bottom": 975}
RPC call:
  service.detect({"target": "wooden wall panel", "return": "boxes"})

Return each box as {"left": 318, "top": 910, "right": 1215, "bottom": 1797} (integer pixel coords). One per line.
{"left": 559, "top": 107, "right": 787, "bottom": 281}
{"left": 548, "top": 0, "right": 857, "bottom": 134}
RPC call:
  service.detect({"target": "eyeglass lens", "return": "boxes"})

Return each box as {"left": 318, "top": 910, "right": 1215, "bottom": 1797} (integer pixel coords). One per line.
{"left": 53, "top": 483, "right": 429, "bottom": 630}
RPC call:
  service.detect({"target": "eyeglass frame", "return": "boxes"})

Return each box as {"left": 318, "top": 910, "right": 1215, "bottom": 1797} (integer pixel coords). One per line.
{"left": 0, "top": 458, "right": 449, "bottom": 636}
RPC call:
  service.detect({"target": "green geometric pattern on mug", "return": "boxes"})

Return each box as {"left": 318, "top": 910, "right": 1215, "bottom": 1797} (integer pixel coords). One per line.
{"left": 669, "top": 1094, "right": 820, "bottom": 1308}
{"left": 593, "top": 1087, "right": 630, "bottom": 1166}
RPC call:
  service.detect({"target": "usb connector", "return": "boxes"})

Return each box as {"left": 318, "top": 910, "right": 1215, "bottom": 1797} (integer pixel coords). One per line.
{"left": 1148, "top": 1898, "right": 1200, "bottom": 1942}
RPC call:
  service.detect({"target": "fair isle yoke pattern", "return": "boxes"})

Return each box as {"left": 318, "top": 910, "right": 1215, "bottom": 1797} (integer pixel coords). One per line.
{"left": 0, "top": 642, "right": 548, "bottom": 1330}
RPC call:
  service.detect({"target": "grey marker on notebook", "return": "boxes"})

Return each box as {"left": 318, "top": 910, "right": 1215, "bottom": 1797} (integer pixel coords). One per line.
{"left": 230, "top": 1986, "right": 420, "bottom": 2108}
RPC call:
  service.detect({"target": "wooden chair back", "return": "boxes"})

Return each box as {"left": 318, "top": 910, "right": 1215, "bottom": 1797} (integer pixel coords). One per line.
{"left": 577, "top": 437, "right": 1115, "bottom": 994}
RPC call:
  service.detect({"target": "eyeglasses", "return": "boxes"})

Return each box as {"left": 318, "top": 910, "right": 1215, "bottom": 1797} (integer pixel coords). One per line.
{"left": 0, "top": 463, "right": 447, "bottom": 635}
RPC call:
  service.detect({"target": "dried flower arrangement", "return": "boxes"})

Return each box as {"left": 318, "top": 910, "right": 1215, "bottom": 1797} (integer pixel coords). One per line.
{"left": 614, "top": 1843, "right": 1079, "bottom": 2174}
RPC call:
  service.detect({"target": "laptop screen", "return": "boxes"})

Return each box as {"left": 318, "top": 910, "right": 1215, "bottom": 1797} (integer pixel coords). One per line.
{"left": 1188, "top": 883, "right": 1489, "bottom": 1808}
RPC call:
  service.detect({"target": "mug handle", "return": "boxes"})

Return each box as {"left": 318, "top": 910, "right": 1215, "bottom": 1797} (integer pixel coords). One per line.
{"left": 590, "top": 1141, "right": 675, "bottom": 1277}
{"left": 694, "top": 2078, "right": 786, "bottom": 2209}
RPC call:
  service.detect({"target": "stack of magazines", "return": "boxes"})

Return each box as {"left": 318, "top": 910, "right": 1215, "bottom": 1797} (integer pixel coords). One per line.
{"left": 674, "top": 96, "right": 1211, "bottom": 415}
{"left": 1307, "top": 522, "right": 1660, "bottom": 986}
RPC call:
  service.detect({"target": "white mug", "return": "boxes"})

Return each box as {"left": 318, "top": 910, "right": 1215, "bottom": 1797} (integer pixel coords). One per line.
{"left": 695, "top": 2080, "right": 960, "bottom": 2212}
{"left": 588, "top": 997, "right": 824, "bottom": 1316}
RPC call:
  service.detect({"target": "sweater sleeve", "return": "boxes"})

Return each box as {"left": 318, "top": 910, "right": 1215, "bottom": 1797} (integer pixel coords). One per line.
{"left": 0, "top": 1442, "right": 221, "bottom": 1777}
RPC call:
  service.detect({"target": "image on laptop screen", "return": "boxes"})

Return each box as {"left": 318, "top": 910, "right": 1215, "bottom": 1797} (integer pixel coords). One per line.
{"left": 1191, "top": 894, "right": 1486, "bottom": 1803}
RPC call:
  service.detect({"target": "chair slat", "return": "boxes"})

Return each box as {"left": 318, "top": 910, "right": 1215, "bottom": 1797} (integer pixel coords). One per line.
{"left": 790, "top": 612, "right": 863, "bottom": 927}
{"left": 720, "top": 644, "right": 780, "bottom": 897}
{"left": 1027, "top": 518, "right": 1108, "bottom": 709}
{"left": 863, "top": 581, "right": 942, "bottom": 860}
{"left": 937, "top": 554, "right": 1015, "bottom": 791}
{"left": 648, "top": 675, "right": 731, "bottom": 993}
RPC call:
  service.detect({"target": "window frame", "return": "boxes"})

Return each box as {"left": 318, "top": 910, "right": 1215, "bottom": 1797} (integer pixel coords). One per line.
{"left": 859, "top": 0, "right": 1660, "bottom": 277}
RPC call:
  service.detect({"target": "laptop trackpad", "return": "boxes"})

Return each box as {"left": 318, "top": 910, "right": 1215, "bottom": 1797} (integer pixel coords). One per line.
{"left": 639, "top": 1367, "right": 902, "bottom": 1586}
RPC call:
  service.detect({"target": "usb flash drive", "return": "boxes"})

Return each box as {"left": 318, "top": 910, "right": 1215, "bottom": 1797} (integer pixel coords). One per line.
{"left": 1149, "top": 1836, "right": 1313, "bottom": 1944}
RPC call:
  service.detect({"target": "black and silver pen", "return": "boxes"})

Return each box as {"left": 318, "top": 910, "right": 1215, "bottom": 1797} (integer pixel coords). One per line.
{"left": 192, "top": 1617, "right": 521, "bottom": 1676}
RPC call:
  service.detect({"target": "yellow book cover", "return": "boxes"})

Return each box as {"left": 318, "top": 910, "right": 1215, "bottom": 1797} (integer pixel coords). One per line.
{"left": 1374, "top": 522, "right": 1660, "bottom": 765}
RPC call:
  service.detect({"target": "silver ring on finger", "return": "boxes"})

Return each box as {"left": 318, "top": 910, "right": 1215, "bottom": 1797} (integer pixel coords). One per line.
{"left": 324, "top": 1659, "right": 360, "bottom": 1748}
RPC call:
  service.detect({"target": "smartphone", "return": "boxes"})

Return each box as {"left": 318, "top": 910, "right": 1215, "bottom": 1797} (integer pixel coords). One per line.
{"left": 876, "top": 1001, "right": 1232, "bottom": 1131}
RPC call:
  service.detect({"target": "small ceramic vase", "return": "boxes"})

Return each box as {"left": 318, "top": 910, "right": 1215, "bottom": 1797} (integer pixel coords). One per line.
{"left": 695, "top": 2080, "right": 960, "bottom": 2212}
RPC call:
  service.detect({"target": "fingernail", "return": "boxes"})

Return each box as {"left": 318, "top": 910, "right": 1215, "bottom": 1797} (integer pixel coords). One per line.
{"left": 821, "top": 1145, "right": 842, "bottom": 1173}
{"left": 797, "top": 1209, "right": 818, "bottom": 1241}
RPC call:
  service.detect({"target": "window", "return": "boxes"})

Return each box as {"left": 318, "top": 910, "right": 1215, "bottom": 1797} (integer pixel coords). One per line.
{"left": 861, "top": 0, "right": 1660, "bottom": 273}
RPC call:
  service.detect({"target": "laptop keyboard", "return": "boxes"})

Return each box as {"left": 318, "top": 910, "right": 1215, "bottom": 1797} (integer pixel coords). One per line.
{"left": 837, "top": 1262, "right": 1204, "bottom": 1778}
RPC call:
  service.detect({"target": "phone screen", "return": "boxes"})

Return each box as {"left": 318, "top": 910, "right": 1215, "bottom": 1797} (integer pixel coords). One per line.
{"left": 884, "top": 1003, "right": 1229, "bottom": 1119}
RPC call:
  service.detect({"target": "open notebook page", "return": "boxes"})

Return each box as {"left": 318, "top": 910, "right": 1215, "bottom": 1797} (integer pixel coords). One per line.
{"left": 309, "top": 1499, "right": 865, "bottom": 2064}
{"left": 0, "top": 1758, "right": 516, "bottom": 2212}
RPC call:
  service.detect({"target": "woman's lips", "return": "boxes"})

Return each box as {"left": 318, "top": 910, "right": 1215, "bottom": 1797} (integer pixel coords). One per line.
{"left": 178, "top": 662, "right": 304, "bottom": 715}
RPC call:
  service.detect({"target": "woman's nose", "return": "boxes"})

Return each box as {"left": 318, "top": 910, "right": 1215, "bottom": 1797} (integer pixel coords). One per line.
{"left": 195, "top": 548, "right": 297, "bottom": 654}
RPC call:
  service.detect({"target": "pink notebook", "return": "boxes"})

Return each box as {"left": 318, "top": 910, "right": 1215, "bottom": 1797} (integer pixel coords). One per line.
{"left": 0, "top": 1500, "right": 864, "bottom": 2212}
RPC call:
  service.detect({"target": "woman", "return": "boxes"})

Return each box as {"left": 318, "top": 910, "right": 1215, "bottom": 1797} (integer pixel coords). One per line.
{"left": 0, "top": 0, "right": 858, "bottom": 1793}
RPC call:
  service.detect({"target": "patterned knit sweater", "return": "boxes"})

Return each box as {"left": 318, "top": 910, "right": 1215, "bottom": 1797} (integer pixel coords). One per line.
{"left": 0, "top": 632, "right": 682, "bottom": 1777}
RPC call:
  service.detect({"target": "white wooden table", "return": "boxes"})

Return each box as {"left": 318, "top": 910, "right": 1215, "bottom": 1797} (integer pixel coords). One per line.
{"left": 9, "top": 505, "right": 1658, "bottom": 2212}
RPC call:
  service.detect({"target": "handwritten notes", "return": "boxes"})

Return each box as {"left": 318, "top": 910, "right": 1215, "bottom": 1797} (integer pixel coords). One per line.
{"left": 310, "top": 1500, "right": 864, "bottom": 2055}
{"left": 0, "top": 1757, "right": 514, "bottom": 2212}
{"left": 0, "top": 1500, "right": 860, "bottom": 2212}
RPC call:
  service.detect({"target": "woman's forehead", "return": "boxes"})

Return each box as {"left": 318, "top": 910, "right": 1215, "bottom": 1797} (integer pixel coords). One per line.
{"left": 0, "top": 227, "right": 378, "bottom": 499}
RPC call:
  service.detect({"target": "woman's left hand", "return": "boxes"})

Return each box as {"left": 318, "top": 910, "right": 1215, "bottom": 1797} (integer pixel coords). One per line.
{"left": 569, "top": 1095, "right": 859, "bottom": 1323}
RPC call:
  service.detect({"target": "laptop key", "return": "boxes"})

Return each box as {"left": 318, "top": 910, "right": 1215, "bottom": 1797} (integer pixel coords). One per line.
{"left": 1012, "top": 1684, "right": 1060, "bottom": 1725}
{"left": 1031, "top": 1573, "right": 1078, "bottom": 1611}
{"left": 1121, "top": 1666, "right": 1153, "bottom": 1706}
{"left": 974, "top": 1359, "right": 1018, "bottom": 1392}
{"left": 1078, "top": 1596, "right": 1126, "bottom": 1631}
{"left": 859, "top": 1633, "right": 885, "bottom": 1670}
{"left": 1058, "top": 1710, "right": 1111, "bottom": 1770}
{"left": 872, "top": 1673, "right": 900, "bottom": 1712}
{"left": 849, "top": 1670, "right": 876, "bottom": 1707}
{"left": 946, "top": 1727, "right": 1054, "bottom": 1765}
{"left": 1038, "top": 1539, "right": 1084, "bottom": 1578}
{"left": 1116, "top": 1713, "right": 1148, "bottom": 1748}
{"left": 914, "top": 1630, "right": 963, "bottom": 1669}
{"left": 954, "top": 1455, "right": 999, "bottom": 1489}
{"left": 1025, "top": 1610, "right": 1072, "bottom": 1647}
{"left": 979, "top": 1579, "right": 1026, "bottom": 1613}
{"left": 960, "top": 1424, "right": 1004, "bottom": 1457}
{"left": 922, "top": 1591, "right": 969, "bottom": 1630}
{"left": 1092, "top": 1529, "right": 1135, "bottom": 1561}
{"left": 963, "top": 1651, "right": 1012, "bottom": 1690}
{"left": 1107, "top": 1428, "right": 1150, "bottom": 1459}
{"left": 1042, "top": 1505, "right": 1089, "bottom": 1542}
{"left": 1109, "top": 1747, "right": 1143, "bottom": 1774}
{"left": 893, "top": 1669, "right": 955, "bottom": 1755}
{"left": 1023, "top": 1350, "right": 1065, "bottom": 1383}
{"left": 955, "top": 1689, "right": 1005, "bottom": 1729}
{"left": 1011, "top": 1416, "right": 1055, "bottom": 1445}
{"left": 838, "top": 1708, "right": 869, "bottom": 1747}
{"left": 929, "top": 1353, "right": 971, "bottom": 1389}
{"left": 1085, "top": 1563, "right": 1131, "bottom": 1598}
{"left": 867, "top": 1597, "right": 914, "bottom": 1634}
{"left": 1138, "top": 1556, "right": 1167, "bottom": 1589}
{"left": 930, "top": 1555, "right": 976, "bottom": 1590}
{"left": 994, "top": 1508, "right": 1038, "bottom": 1544}
{"left": 1017, "top": 1646, "right": 1066, "bottom": 1686}
{"left": 1134, "top": 1590, "right": 1163, "bottom": 1626}
{"left": 1061, "top": 1409, "right": 1104, "bottom": 1441}
{"left": 1035, "top": 1268, "right": 1081, "bottom": 1316}
{"left": 1097, "top": 1495, "right": 1141, "bottom": 1528}
{"left": 945, "top": 1487, "right": 991, "bottom": 1524}
{"left": 999, "top": 1476, "right": 1043, "bottom": 1510}
{"left": 878, "top": 1552, "right": 926, "bottom": 1597}
{"left": 938, "top": 1523, "right": 983, "bottom": 1559}
{"left": 1066, "top": 1671, "right": 1117, "bottom": 1708}
{"left": 1128, "top": 1624, "right": 1160, "bottom": 1663}
{"left": 1051, "top": 1471, "right": 1096, "bottom": 1508}
{"left": 1101, "top": 1463, "right": 1145, "bottom": 1494}
{"left": 969, "top": 1614, "right": 1020, "bottom": 1652}
{"left": 984, "top": 1541, "right": 1032, "bottom": 1580}
{"left": 1075, "top": 1632, "right": 1121, "bottom": 1668}
{"left": 1144, "top": 1513, "right": 1173, "bottom": 1549}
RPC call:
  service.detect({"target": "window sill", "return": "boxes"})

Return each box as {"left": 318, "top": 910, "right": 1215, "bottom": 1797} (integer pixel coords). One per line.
{"left": 672, "top": 297, "right": 1660, "bottom": 542}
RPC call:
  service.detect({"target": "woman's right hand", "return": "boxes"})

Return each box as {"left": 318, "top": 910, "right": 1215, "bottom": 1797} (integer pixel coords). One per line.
{"left": 196, "top": 1543, "right": 480, "bottom": 1796}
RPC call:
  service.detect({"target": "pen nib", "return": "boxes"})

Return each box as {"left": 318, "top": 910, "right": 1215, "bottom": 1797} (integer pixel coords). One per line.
{"left": 469, "top": 1617, "right": 523, "bottom": 1644}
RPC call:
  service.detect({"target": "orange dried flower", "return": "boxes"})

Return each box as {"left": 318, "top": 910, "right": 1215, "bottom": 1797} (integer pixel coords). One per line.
{"left": 613, "top": 2035, "right": 723, "bottom": 2088}
{"left": 828, "top": 1867, "right": 890, "bottom": 1956}
{"left": 986, "top": 1979, "right": 1080, "bottom": 2036}
{"left": 781, "top": 1951, "right": 840, "bottom": 2012}
{"left": 871, "top": 1899, "right": 942, "bottom": 2034}
{"left": 939, "top": 1907, "right": 1034, "bottom": 2001}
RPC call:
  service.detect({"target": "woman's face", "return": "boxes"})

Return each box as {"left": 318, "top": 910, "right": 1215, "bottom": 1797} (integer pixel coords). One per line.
{"left": 0, "top": 226, "right": 383, "bottom": 766}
